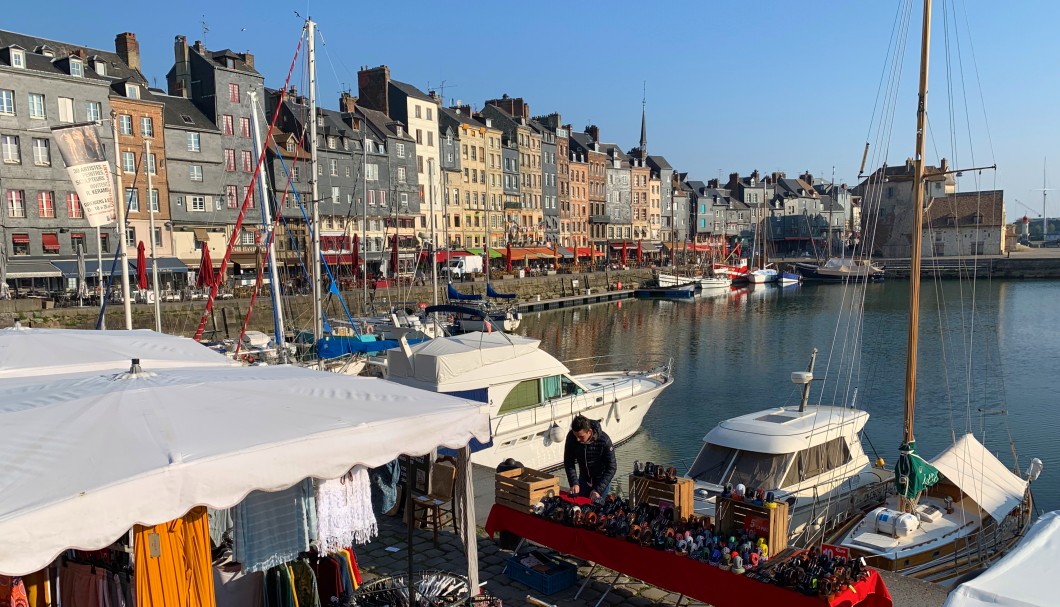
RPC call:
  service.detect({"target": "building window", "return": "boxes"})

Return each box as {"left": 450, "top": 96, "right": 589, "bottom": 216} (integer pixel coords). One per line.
{"left": 416, "top": 129, "right": 423, "bottom": 144}
{"left": 222, "top": 115, "right": 234, "bottom": 136}
{"left": 67, "top": 193, "right": 83, "bottom": 218}
{"left": 368, "top": 190, "right": 375, "bottom": 207}
{"left": 345, "top": 166, "right": 350, "bottom": 177}
{"left": 149, "top": 189, "right": 159, "bottom": 212}
{"left": 153, "top": 227, "right": 162, "bottom": 248}
{"left": 71, "top": 232, "right": 86, "bottom": 253}
{"left": 125, "top": 227, "right": 136, "bottom": 247}
{"left": 1, "top": 135, "right": 19, "bottom": 163}
{"left": 146, "top": 153, "right": 156, "bottom": 174}
{"left": 226, "top": 185, "right": 238, "bottom": 208}
{"left": 228, "top": 83, "right": 240, "bottom": 103}
{"left": 119, "top": 114, "right": 133, "bottom": 135}
{"left": 10, "top": 49, "right": 25, "bottom": 69}
{"left": 240, "top": 117, "right": 250, "bottom": 138}
{"left": 85, "top": 101, "right": 102, "bottom": 122}
{"left": 125, "top": 188, "right": 139, "bottom": 212}
{"left": 241, "top": 150, "right": 252, "bottom": 172}
{"left": 379, "top": 191, "right": 386, "bottom": 206}
{"left": 426, "top": 107, "right": 433, "bottom": 121}
{"left": 396, "top": 143, "right": 405, "bottom": 158}
{"left": 122, "top": 151, "right": 135, "bottom": 172}
{"left": 292, "top": 166, "right": 300, "bottom": 181}
{"left": 58, "top": 97, "right": 74, "bottom": 122}
{"left": 93, "top": 60, "right": 106, "bottom": 76}
{"left": 243, "top": 186, "right": 255, "bottom": 208}
{"left": 189, "top": 165, "right": 203, "bottom": 181}
{"left": 140, "top": 116, "right": 154, "bottom": 137}
{"left": 189, "top": 195, "right": 206, "bottom": 211}
{"left": 331, "top": 186, "right": 340, "bottom": 203}
{"left": 400, "top": 193, "right": 408, "bottom": 207}
{"left": 329, "top": 159, "right": 337, "bottom": 176}
{"left": 6, "top": 190, "right": 25, "bottom": 217}
{"left": 125, "top": 84, "right": 140, "bottom": 99}
{"left": 32, "top": 138, "right": 50, "bottom": 166}
{"left": 224, "top": 149, "right": 235, "bottom": 172}
{"left": 187, "top": 132, "right": 201, "bottom": 152}
{"left": 99, "top": 233, "right": 109, "bottom": 253}
{"left": 37, "top": 191, "right": 55, "bottom": 218}
{"left": 41, "top": 233, "right": 60, "bottom": 255}
{"left": 397, "top": 167, "right": 406, "bottom": 182}
{"left": 0, "top": 89, "right": 14, "bottom": 115}
{"left": 327, "top": 136, "right": 336, "bottom": 149}
{"left": 415, "top": 105, "right": 421, "bottom": 119}
{"left": 240, "top": 229, "right": 256, "bottom": 246}
{"left": 427, "top": 131, "right": 433, "bottom": 147}
{"left": 28, "top": 93, "right": 45, "bottom": 119}
{"left": 366, "top": 164, "right": 378, "bottom": 181}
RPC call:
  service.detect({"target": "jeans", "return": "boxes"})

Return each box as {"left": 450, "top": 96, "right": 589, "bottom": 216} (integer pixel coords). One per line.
{"left": 575, "top": 477, "right": 612, "bottom": 502}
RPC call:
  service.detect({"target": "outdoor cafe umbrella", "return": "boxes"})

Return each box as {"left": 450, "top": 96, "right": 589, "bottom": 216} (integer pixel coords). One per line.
{"left": 637, "top": 239, "right": 644, "bottom": 265}
{"left": 390, "top": 235, "right": 399, "bottom": 278}
{"left": 76, "top": 243, "right": 88, "bottom": 301}
{"left": 505, "top": 243, "right": 513, "bottom": 273}
{"left": 620, "top": 240, "right": 628, "bottom": 267}
{"left": 195, "top": 246, "right": 215, "bottom": 289}
{"left": 352, "top": 233, "right": 361, "bottom": 278}
{"left": 135, "top": 241, "right": 148, "bottom": 290}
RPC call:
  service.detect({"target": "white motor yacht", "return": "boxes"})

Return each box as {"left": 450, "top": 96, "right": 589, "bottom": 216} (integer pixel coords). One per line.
{"left": 384, "top": 331, "right": 673, "bottom": 470}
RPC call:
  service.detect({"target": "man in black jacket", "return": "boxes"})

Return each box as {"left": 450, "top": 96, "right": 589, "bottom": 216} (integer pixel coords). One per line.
{"left": 563, "top": 415, "right": 617, "bottom": 500}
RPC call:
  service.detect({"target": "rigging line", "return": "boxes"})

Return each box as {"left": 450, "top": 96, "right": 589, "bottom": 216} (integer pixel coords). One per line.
{"left": 955, "top": 0, "right": 996, "bottom": 162}
{"left": 863, "top": 0, "right": 914, "bottom": 154}
{"left": 194, "top": 24, "right": 306, "bottom": 341}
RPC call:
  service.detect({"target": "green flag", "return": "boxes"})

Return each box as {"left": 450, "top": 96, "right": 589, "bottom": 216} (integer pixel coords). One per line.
{"left": 895, "top": 441, "right": 940, "bottom": 499}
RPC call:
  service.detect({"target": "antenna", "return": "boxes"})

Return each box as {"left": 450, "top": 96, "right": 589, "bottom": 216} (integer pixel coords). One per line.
{"left": 200, "top": 15, "right": 209, "bottom": 45}
{"left": 428, "top": 80, "right": 457, "bottom": 105}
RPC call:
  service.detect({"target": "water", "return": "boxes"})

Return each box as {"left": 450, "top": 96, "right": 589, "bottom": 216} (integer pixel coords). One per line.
{"left": 515, "top": 280, "right": 1060, "bottom": 512}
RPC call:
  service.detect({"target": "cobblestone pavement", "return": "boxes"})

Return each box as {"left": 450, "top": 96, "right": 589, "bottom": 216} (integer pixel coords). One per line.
{"left": 354, "top": 513, "right": 946, "bottom": 607}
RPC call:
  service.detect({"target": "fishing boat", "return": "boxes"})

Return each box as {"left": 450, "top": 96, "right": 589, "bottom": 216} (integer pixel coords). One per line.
{"left": 830, "top": 0, "right": 1039, "bottom": 583}
{"left": 687, "top": 351, "right": 892, "bottom": 547}
{"left": 657, "top": 271, "right": 732, "bottom": 291}
{"left": 777, "top": 271, "right": 801, "bottom": 285}
{"left": 633, "top": 281, "right": 697, "bottom": 299}
{"left": 384, "top": 331, "right": 674, "bottom": 470}
{"left": 698, "top": 275, "right": 732, "bottom": 290}
{"left": 793, "top": 257, "right": 885, "bottom": 282}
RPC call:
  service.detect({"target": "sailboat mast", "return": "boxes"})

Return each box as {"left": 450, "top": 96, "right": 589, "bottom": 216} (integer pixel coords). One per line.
{"left": 903, "top": 0, "right": 933, "bottom": 447}
{"left": 307, "top": 20, "right": 323, "bottom": 345}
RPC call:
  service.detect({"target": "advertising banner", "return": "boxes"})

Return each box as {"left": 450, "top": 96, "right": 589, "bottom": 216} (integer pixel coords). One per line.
{"left": 50, "top": 122, "right": 117, "bottom": 227}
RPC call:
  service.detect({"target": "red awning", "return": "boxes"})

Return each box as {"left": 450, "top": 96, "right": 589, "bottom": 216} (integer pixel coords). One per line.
{"left": 12, "top": 234, "right": 30, "bottom": 244}
{"left": 575, "top": 247, "right": 604, "bottom": 258}
{"left": 42, "top": 233, "right": 60, "bottom": 250}
{"left": 609, "top": 242, "right": 637, "bottom": 250}
{"left": 323, "top": 253, "right": 354, "bottom": 264}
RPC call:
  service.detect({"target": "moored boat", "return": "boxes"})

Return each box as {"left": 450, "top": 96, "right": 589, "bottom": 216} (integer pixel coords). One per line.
{"left": 794, "top": 257, "right": 885, "bottom": 282}
{"left": 633, "top": 282, "right": 697, "bottom": 299}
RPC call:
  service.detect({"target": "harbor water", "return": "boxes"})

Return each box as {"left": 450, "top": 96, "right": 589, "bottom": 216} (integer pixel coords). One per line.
{"left": 515, "top": 280, "right": 1060, "bottom": 513}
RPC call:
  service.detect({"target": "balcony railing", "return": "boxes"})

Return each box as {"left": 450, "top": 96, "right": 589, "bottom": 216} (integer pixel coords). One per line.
{"left": 503, "top": 201, "right": 523, "bottom": 210}
{"left": 589, "top": 214, "right": 612, "bottom": 223}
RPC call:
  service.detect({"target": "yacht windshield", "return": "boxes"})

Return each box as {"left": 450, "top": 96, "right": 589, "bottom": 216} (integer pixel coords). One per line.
{"left": 688, "top": 444, "right": 735, "bottom": 484}
{"left": 687, "top": 444, "right": 790, "bottom": 490}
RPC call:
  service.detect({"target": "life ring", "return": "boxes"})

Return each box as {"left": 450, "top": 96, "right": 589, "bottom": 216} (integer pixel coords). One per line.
{"left": 365, "top": 325, "right": 374, "bottom": 334}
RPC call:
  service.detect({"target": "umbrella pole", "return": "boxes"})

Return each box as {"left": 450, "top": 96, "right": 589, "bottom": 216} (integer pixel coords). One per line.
{"left": 406, "top": 456, "right": 417, "bottom": 607}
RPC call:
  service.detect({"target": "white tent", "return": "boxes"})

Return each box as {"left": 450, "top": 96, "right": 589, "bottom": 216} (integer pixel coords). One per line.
{"left": 0, "top": 325, "right": 235, "bottom": 377}
{"left": 0, "top": 363, "right": 490, "bottom": 576}
{"left": 930, "top": 433, "right": 1028, "bottom": 523}
{"left": 943, "top": 510, "right": 1060, "bottom": 607}
{"left": 386, "top": 331, "right": 568, "bottom": 392}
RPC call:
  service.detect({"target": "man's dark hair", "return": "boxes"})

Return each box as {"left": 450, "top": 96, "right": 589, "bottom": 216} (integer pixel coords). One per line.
{"left": 571, "top": 415, "right": 592, "bottom": 432}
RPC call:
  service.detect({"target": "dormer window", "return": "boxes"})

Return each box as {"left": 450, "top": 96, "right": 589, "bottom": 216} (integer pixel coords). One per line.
{"left": 125, "top": 83, "right": 140, "bottom": 99}
{"left": 69, "top": 58, "right": 83, "bottom": 77}
{"left": 285, "top": 140, "right": 295, "bottom": 152}
{"left": 93, "top": 59, "right": 107, "bottom": 76}
{"left": 395, "top": 125, "right": 404, "bottom": 137}
{"left": 36, "top": 45, "right": 54, "bottom": 58}
{"left": 10, "top": 48, "right": 25, "bottom": 69}
{"left": 327, "top": 136, "right": 336, "bottom": 149}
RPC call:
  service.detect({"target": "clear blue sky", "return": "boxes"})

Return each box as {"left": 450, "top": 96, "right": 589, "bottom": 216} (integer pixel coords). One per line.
{"left": 6, "top": 1, "right": 1058, "bottom": 221}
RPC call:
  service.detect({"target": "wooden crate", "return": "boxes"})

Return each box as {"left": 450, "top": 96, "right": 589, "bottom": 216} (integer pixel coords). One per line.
{"left": 715, "top": 496, "right": 789, "bottom": 554}
{"left": 495, "top": 468, "right": 559, "bottom": 513}
{"left": 627, "top": 475, "right": 694, "bottom": 520}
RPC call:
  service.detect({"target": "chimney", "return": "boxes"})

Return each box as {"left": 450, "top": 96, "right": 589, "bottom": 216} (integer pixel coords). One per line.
{"left": 357, "top": 65, "right": 391, "bottom": 115}
{"left": 751, "top": 169, "right": 760, "bottom": 183}
{"left": 708, "top": 178, "right": 720, "bottom": 189}
{"left": 940, "top": 157, "right": 949, "bottom": 173}
{"left": 486, "top": 95, "right": 530, "bottom": 119}
{"left": 115, "top": 33, "right": 140, "bottom": 71}
{"left": 726, "top": 172, "right": 740, "bottom": 190}
{"left": 171, "top": 35, "right": 191, "bottom": 98}
{"left": 339, "top": 91, "right": 357, "bottom": 113}
{"left": 241, "top": 52, "right": 254, "bottom": 69}
{"left": 454, "top": 104, "right": 472, "bottom": 117}
{"left": 800, "top": 171, "right": 814, "bottom": 185}
{"left": 585, "top": 125, "right": 600, "bottom": 142}
{"left": 193, "top": 40, "right": 205, "bottom": 54}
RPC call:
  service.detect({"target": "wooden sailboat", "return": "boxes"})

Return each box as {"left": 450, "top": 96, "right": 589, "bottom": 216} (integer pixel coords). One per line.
{"left": 831, "top": 0, "right": 1039, "bottom": 583}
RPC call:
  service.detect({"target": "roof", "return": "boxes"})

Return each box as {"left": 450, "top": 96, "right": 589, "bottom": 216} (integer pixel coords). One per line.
{"left": 385, "top": 331, "right": 569, "bottom": 393}
{"left": 440, "top": 106, "right": 484, "bottom": 132}
{"left": 0, "top": 29, "right": 144, "bottom": 84}
{"left": 703, "top": 406, "right": 870, "bottom": 454}
{"left": 359, "top": 105, "right": 413, "bottom": 141}
{"left": 155, "top": 92, "right": 219, "bottom": 131}
{"left": 944, "top": 510, "right": 1059, "bottom": 607}
{"left": 205, "top": 48, "right": 260, "bottom": 75}
{"left": 929, "top": 432, "right": 1027, "bottom": 523}
{"left": 390, "top": 79, "right": 435, "bottom": 103}
{"left": 924, "top": 190, "right": 1004, "bottom": 228}
{"left": 646, "top": 155, "right": 673, "bottom": 171}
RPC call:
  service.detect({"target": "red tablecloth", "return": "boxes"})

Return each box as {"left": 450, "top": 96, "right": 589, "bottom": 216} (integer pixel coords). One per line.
{"left": 485, "top": 505, "right": 891, "bottom": 607}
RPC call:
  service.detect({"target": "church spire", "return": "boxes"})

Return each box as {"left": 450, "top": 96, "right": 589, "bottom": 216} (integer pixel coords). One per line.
{"left": 639, "top": 81, "right": 647, "bottom": 157}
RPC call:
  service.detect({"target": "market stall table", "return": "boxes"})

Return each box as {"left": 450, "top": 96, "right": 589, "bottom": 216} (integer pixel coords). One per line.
{"left": 485, "top": 505, "right": 891, "bottom": 607}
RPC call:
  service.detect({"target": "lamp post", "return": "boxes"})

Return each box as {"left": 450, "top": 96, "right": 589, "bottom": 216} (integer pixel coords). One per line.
{"left": 109, "top": 110, "right": 133, "bottom": 329}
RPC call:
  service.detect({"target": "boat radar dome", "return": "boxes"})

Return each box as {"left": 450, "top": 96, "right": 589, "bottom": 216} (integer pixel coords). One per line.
{"left": 790, "top": 371, "right": 813, "bottom": 385}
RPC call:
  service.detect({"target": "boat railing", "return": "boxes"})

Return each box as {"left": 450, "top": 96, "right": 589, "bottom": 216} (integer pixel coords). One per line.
{"left": 560, "top": 352, "right": 673, "bottom": 379}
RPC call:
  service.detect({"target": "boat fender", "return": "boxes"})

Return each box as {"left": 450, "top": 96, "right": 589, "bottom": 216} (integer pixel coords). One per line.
{"left": 548, "top": 423, "right": 564, "bottom": 443}
{"left": 610, "top": 399, "right": 621, "bottom": 422}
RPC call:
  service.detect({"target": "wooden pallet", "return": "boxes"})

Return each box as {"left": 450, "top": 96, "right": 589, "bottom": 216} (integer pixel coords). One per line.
{"left": 715, "top": 496, "right": 789, "bottom": 554}
{"left": 495, "top": 468, "right": 559, "bottom": 513}
{"left": 627, "top": 475, "right": 694, "bottom": 520}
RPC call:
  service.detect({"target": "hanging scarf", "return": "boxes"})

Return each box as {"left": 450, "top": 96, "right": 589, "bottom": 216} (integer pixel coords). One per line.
{"left": 315, "top": 466, "right": 377, "bottom": 552}
{"left": 233, "top": 480, "right": 315, "bottom": 573}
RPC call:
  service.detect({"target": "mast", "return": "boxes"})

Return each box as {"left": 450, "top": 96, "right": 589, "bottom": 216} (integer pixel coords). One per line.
{"left": 144, "top": 140, "right": 161, "bottom": 332}
{"left": 361, "top": 117, "right": 368, "bottom": 313}
{"left": 110, "top": 111, "right": 133, "bottom": 329}
{"left": 428, "top": 159, "right": 438, "bottom": 306}
{"left": 307, "top": 19, "right": 323, "bottom": 346}
{"left": 903, "top": 0, "right": 932, "bottom": 447}
{"left": 248, "top": 89, "right": 287, "bottom": 361}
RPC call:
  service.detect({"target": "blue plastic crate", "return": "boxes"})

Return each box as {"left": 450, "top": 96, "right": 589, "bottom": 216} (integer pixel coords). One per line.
{"left": 503, "top": 554, "right": 577, "bottom": 595}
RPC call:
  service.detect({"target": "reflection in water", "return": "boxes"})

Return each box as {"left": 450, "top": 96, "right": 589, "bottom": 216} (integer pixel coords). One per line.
{"left": 515, "top": 280, "right": 1058, "bottom": 511}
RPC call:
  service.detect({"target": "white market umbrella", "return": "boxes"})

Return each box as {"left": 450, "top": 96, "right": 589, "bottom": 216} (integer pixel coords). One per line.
{"left": 0, "top": 362, "right": 490, "bottom": 575}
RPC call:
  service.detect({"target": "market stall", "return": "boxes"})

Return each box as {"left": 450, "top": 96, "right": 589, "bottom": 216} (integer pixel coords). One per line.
{"left": 485, "top": 504, "right": 891, "bottom": 607}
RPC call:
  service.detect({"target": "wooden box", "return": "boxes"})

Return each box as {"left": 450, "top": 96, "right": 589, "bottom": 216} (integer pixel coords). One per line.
{"left": 495, "top": 468, "right": 559, "bottom": 513}
{"left": 627, "top": 475, "right": 695, "bottom": 520}
{"left": 715, "top": 496, "right": 789, "bottom": 554}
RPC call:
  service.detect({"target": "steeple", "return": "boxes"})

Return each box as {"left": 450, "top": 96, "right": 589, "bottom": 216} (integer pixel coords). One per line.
{"left": 639, "top": 81, "right": 647, "bottom": 157}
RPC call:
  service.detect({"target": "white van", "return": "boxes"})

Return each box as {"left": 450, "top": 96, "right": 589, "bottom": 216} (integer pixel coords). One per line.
{"left": 442, "top": 256, "right": 483, "bottom": 278}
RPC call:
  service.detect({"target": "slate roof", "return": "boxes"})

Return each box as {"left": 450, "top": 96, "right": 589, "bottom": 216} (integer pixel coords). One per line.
{"left": 155, "top": 91, "right": 219, "bottom": 131}
{"left": 0, "top": 29, "right": 144, "bottom": 84}
{"left": 359, "top": 105, "right": 413, "bottom": 142}
{"left": 646, "top": 155, "right": 673, "bottom": 171}
{"left": 924, "top": 190, "right": 1004, "bottom": 228}
{"left": 439, "top": 106, "right": 482, "bottom": 131}
{"left": 205, "top": 48, "right": 260, "bottom": 75}
{"left": 390, "top": 79, "right": 434, "bottom": 103}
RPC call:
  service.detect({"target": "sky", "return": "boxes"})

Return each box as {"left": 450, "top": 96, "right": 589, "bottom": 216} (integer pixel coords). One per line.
{"left": 5, "top": 0, "right": 1059, "bottom": 222}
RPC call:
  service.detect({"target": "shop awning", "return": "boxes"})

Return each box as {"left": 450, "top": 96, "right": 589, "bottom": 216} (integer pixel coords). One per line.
{"left": 4, "top": 260, "right": 62, "bottom": 279}
{"left": 468, "top": 248, "right": 504, "bottom": 259}
{"left": 556, "top": 247, "right": 575, "bottom": 259}
{"left": 323, "top": 253, "right": 355, "bottom": 265}
{"left": 575, "top": 247, "right": 604, "bottom": 258}
{"left": 609, "top": 242, "right": 637, "bottom": 250}
{"left": 424, "top": 250, "right": 470, "bottom": 263}
{"left": 41, "top": 234, "right": 60, "bottom": 251}
{"left": 193, "top": 228, "right": 210, "bottom": 242}
{"left": 128, "top": 257, "right": 190, "bottom": 274}
{"left": 51, "top": 260, "right": 99, "bottom": 279}
{"left": 11, "top": 234, "right": 30, "bottom": 244}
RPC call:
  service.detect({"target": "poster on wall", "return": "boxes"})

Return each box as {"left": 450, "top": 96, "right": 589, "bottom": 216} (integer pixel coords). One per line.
{"left": 50, "top": 122, "right": 117, "bottom": 227}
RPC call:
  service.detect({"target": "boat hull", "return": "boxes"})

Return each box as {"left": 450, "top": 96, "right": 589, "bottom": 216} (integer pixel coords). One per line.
{"left": 794, "top": 261, "right": 885, "bottom": 282}
{"left": 634, "top": 284, "right": 697, "bottom": 299}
